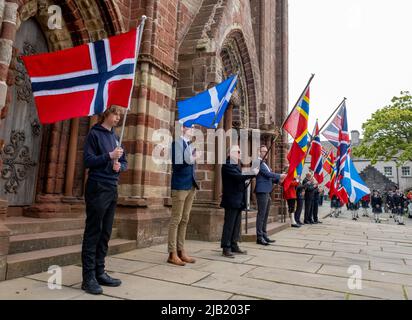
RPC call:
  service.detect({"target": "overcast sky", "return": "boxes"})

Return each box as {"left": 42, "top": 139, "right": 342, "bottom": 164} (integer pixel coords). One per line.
{"left": 289, "top": 0, "right": 412, "bottom": 137}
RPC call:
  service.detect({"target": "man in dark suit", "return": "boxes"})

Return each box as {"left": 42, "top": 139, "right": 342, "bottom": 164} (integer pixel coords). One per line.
{"left": 312, "top": 182, "right": 322, "bottom": 224}
{"left": 220, "top": 145, "right": 258, "bottom": 258}
{"left": 253, "top": 145, "right": 286, "bottom": 245}
{"left": 303, "top": 172, "right": 315, "bottom": 224}
{"left": 168, "top": 125, "right": 200, "bottom": 266}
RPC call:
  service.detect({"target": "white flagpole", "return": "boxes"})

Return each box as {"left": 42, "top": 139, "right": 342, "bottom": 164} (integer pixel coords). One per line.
{"left": 118, "top": 15, "right": 147, "bottom": 147}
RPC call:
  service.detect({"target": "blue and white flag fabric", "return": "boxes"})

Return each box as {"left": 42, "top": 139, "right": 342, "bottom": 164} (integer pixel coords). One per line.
{"left": 341, "top": 155, "right": 370, "bottom": 204}
{"left": 177, "top": 75, "right": 238, "bottom": 129}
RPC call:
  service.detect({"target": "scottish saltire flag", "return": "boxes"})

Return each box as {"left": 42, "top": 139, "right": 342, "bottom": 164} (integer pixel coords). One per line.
{"left": 341, "top": 155, "right": 370, "bottom": 204}
{"left": 21, "top": 27, "right": 142, "bottom": 124}
{"left": 178, "top": 75, "right": 238, "bottom": 129}
{"left": 310, "top": 121, "right": 324, "bottom": 184}
{"left": 283, "top": 87, "right": 310, "bottom": 190}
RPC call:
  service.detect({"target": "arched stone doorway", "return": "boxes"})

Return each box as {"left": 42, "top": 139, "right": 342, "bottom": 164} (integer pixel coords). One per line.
{"left": 0, "top": 18, "right": 47, "bottom": 205}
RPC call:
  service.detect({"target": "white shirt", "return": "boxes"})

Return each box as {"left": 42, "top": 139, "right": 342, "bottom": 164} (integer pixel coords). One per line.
{"left": 258, "top": 157, "right": 271, "bottom": 172}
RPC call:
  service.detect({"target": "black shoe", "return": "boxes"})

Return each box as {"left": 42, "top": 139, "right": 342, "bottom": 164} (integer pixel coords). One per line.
{"left": 232, "top": 247, "right": 248, "bottom": 255}
{"left": 256, "top": 239, "right": 270, "bottom": 246}
{"left": 96, "top": 272, "right": 122, "bottom": 287}
{"left": 264, "top": 238, "right": 276, "bottom": 243}
{"left": 222, "top": 249, "right": 235, "bottom": 258}
{"left": 81, "top": 277, "right": 103, "bottom": 295}
{"left": 291, "top": 224, "right": 301, "bottom": 228}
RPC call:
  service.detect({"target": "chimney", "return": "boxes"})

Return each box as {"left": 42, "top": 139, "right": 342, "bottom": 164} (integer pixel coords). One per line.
{"left": 351, "top": 130, "right": 360, "bottom": 146}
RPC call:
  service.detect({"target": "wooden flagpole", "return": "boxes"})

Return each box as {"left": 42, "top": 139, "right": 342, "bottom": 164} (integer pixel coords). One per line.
{"left": 118, "top": 15, "right": 147, "bottom": 147}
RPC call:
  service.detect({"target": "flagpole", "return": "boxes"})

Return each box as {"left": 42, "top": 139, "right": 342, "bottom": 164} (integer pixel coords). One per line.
{"left": 118, "top": 15, "right": 147, "bottom": 147}
{"left": 260, "top": 73, "right": 315, "bottom": 164}
{"left": 318, "top": 97, "right": 347, "bottom": 133}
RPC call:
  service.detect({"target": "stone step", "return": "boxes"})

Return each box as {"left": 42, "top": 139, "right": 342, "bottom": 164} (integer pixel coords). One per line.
{"left": 241, "top": 216, "right": 276, "bottom": 231}
{"left": 242, "top": 210, "right": 258, "bottom": 219}
{"left": 9, "top": 228, "right": 119, "bottom": 254}
{"left": 241, "top": 221, "right": 290, "bottom": 242}
{"left": 6, "top": 238, "right": 137, "bottom": 280}
{"left": 5, "top": 217, "right": 85, "bottom": 236}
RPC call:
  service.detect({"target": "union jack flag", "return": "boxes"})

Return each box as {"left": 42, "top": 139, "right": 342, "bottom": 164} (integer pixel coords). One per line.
{"left": 21, "top": 26, "right": 143, "bottom": 124}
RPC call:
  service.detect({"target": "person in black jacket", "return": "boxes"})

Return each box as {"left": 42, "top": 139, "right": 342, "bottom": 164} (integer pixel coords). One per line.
{"left": 303, "top": 172, "right": 315, "bottom": 224}
{"left": 393, "top": 189, "right": 405, "bottom": 225}
{"left": 82, "top": 106, "right": 127, "bottom": 295}
{"left": 295, "top": 183, "right": 305, "bottom": 225}
{"left": 220, "top": 145, "right": 258, "bottom": 258}
{"left": 371, "top": 190, "right": 383, "bottom": 223}
{"left": 312, "top": 183, "right": 322, "bottom": 224}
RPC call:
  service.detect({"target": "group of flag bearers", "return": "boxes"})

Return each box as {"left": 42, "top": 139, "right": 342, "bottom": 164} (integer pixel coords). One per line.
{"left": 19, "top": 15, "right": 408, "bottom": 294}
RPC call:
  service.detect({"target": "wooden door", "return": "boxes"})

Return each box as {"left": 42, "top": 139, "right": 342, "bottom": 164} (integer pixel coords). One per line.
{"left": 0, "top": 19, "right": 48, "bottom": 205}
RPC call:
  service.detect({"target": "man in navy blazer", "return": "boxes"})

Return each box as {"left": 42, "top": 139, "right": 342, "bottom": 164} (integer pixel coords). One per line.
{"left": 168, "top": 125, "right": 200, "bottom": 266}
{"left": 252, "top": 145, "right": 286, "bottom": 246}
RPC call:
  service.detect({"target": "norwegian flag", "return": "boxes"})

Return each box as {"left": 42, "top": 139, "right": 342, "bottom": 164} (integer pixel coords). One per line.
{"left": 21, "top": 27, "right": 142, "bottom": 124}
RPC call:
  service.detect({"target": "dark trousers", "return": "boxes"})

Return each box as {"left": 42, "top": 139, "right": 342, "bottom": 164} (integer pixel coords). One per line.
{"left": 221, "top": 208, "right": 242, "bottom": 250}
{"left": 287, "top": 199, "right": 296, "bottom": 213}
{"left": 304, "top": 196, "right": 314, "bottom": 223}
{"left": 313, "top": 201, "right": 319, "bottom": 222}
{"left": 256, "top": 193, "right": 271, "bottom": 241}
{"left": 82, "top": 179, "right": 118, "bottom": 280}
{"left": 295, "top": 199, "right": 304, "bottom": 223}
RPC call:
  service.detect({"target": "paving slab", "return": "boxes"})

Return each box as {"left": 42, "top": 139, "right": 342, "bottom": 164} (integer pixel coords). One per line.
{"left": 370, "top": 261, "right": 412, "bottom": 275}
{"left": 245, "top": 255, "right": 322, "bottom": 273}
{"left": 309, "top": 255, "right": 370, "bottom": 268}
{"left": 134, "top": 264, "right": 211, "bottom": 285}
{"left": 26, "top": 265, "right": 82, "bottom": 287}
{"left": 333, "top": 251, "right": 406, "bottom": 266}
{"left": 229, "top": 295, "right": 260, "bottom": 300}
{"left": 87, "top": 272, "right": 232, "bottom": 300}
{"left": 244, "top": 266, "right": 405, "bottom": 300}
{"left": 192, "top": 260, "right": 256, "bottom": 276}
{"left": 105, "top": 257, "right": 156, "bottom": 274}
{"left": 240, "top": 242, "right": 334, "bottom": 257}
{"left": 191, "top": 249, "right": 255, "bottom": 264}
{"left": 0, "top": 278, "right": 82, "bottom": 300}
{"left": 317, "top": 265, "right": 412, "bottom": 287}
{"left": 193, "top": 273, "right": 345, "bottom": 300}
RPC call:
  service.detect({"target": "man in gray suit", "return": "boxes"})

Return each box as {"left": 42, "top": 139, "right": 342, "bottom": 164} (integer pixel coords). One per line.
{"left": 253, "top": 145, "right": 286, "bottom": 246}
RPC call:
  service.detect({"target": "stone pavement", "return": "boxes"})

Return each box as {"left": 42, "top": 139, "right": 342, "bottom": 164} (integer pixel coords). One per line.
{"left": 0, "top": 204, "right": 411, "bottom": 300}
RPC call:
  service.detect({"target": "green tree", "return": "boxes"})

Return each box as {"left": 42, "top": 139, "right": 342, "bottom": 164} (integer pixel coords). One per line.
{"left": 353, "top": 91, "right": 412, "bottom": 165}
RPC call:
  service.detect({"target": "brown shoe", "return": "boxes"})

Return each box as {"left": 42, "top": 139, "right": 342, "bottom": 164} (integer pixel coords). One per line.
{"left": 177, "top": 250, "right": 196, "bottom": 264}
{"left": 167, "top": 252, "right": 186, "bottom": 266}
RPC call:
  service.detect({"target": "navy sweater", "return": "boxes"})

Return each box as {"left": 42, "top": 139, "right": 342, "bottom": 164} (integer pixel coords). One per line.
{"left": 84, "top": 123, "right": 127, "bottom": 186}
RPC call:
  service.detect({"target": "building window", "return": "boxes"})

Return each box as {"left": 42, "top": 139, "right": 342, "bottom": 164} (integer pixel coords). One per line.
{"left": 384, "top": 167, "right": 393, "bottom": 177}
{"left": 402, "top": 167, "right": 411, "bottom": 177}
